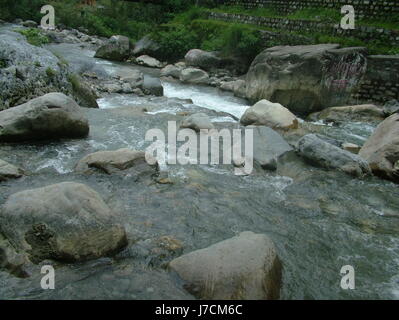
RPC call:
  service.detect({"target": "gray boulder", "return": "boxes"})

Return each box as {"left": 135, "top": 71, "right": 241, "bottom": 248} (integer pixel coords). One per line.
{"left": 169, "top": 231, "right": 282, "bottom": 300}
{"left": 180, "top": 113, "right": 214, "bottom": 132}
{"left": 0, "top": 92, "right": 89, "bottom": 142}
{"left": 0, "top": 159, "right": 23, "bottom": 181}
{"left": 220, "top": 79, "right": 246, "bottom": 98}
{"left": 160, "top": 64, "right": 182, "bottom": 79}
{"left": 249, "top": 126, "right": 293, "bottom": 170}
{"left": 298, "top": 134, "right": 371, "bottom": 177}
{"left": 143, "top": 76, "right": 163, "bottom": 96}
{"left": 180, "top": 68, "right": 209, "bottom": 85}
{"left": 0, "top": 182, "right": 128, "bottom": 263}
{"left": 132, "top": 35, "right": 161, "bottom": 58}
{"left": 0, "top": 31, "right": 72, "bottom": 110}
{"left": 75, "top": 148, "right": 159, "bottom": 176}
{"left": 185, "top": 49, "right": 221, "bottom": 71}
{"left": 136, "top": 55, "right": 162, "bottom": 68}
{"left": 245, "top": 45, "right": 367, "bottom": 114}
{"left": 308, "top": 104, "right": 384, "bottom": 123}
{"left": 359, "top": 113, "right": 399, "bottom": 182}
{"left": 94, "top": 35, "right": 130, "bottom": 61}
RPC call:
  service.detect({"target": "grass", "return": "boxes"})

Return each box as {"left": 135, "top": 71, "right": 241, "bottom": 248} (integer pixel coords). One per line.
{"left": 45, "top": 67, "right": 56, "bottom": 78}
{"left": 15, "top": 28, "right": 50, "bottom": 46}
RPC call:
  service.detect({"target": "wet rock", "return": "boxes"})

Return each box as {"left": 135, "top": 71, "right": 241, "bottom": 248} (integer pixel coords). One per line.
{"left": 75, "top": 148, "right": 159, "bottom": 177}
{"left": 160, "top": 64, "right": 182, "bottom": 79}
{"left": 383, "top": 100, "right": 399, "bottom": 117}
{"left": 249, "top": 126, "right": 294, "bottom": 170}
{"left": 0, "top": 182, "right": 128, "bottom": 263}
{"left": 359, "top": 113, "right": 399, "bottom": 182}
{"left": 180, "top": 113, "right": 214, "bottom": 132}
{"left": 0, "top": 92, "right": 89, "bottom": 142}
{"left": 185, "top": 49, "right": 221, "bottom": 71}
{"left": 22, "top": 20, "right": 38, "bottom": 28}
{"left": 136, "top": 55, "right": 162, "bottom": 68}
{"left": 143, "top": 76, "right": 163, "bottom": 96}
{"left": 103, "top": 83, "right": 123, "bottom": 93}
{"left": 240, "top": 99, "right": 298, "bottom": 130}
{"left": 0, "top": 30, "right": 72, "bottom": 110}
{"left": 69, "top": 74, "right": 99, "bottom": 108}
{"left": 94, "top": 35, "right": 130, "bottom": 61}
{"left": 0, "top": 159, "right": 24, "bottom": 181}
{"left": 169, "top": 231, "right": 282, "bottom": 300}
{"left": 245, "top": 44, "right": 367, "bottom": 114}
{"left": 298, "top": 134, "right": 371, "bottom": 177}
{"left": 220, "top": 79, "right": 246, "bottom": 98}
{"left": 121, "top": 70, "right": 144, "bottom": 88}
{"left": 308, "top": 104, "right": 384, "bottom": 123}
{"left": 180, "top": 68, "right": 209, "bottom": 85}
{"left": 342, "top": 142, "right": 361, "bottom": 154}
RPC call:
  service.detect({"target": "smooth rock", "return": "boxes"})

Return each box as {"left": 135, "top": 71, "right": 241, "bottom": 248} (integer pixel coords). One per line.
{"left": 160, "top": 64, "right": 182, "bottom": 79}
{"left": 0, "top": 159, "right": 23, "bottom": 181}
{"left": 184, "top": 49, "right": 221, "bottom": 71}
{"left": 308, "top": 104, "right": 384, "bottom": 123}
{"left": 169, "top": 231, "right": 282, "bottom": 300}
{"left": 143, "top": 76, "right": 163, "bottom": 96}
{"left": 180, "top": 68, "right": 209, "bottom": 85}
{"left": 240, "top": 99, "right": 298, "bottom": 130}
{"left": 180, "top": 113, "right": 214, "bottom": 132}
{"left": 359, "top": 113, "right": 399, "bottom": 182}
{"left": 94, "top": 35, "right": 130, "bottom": 61}
{"left": 136, "top": 55, "right": 162, "bottom": 68}
{"left": 0, "top": 182, "right": 127, "bottom": 263}
{"left": 342, "top": 142, "right": 361, "bottom": 154}
{"left": 0, "top": 92, "right": 89, "bottom": 142}
{"left": 298, "top": 134, "right": 371, "bottom": 177}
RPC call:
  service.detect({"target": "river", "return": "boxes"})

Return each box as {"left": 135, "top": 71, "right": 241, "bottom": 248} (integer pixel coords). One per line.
{"left": 0, "top": 41, "right": 398, "bottom": 300}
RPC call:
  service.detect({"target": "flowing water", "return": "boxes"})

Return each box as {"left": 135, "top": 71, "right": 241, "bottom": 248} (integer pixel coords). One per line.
{"left": 0, "top": 42, "right": 398, "bottom": 300}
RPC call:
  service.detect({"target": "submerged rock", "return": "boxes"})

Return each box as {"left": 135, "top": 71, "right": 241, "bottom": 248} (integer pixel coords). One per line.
{"left": 180, "top": 68, "right": 209, "bottom": 85}
{"left": 169, "top": 231, "right": 282, "bottom": 300}
{"left": 94, "top": 35, "right": 130, "bottom": 61}
{"left": 75, "top": 148, "right": 159, "bottom": 177}
{"left": 0, "top": 182, "right": 128, "bottom": 263}
{"left": 308, "top": 104, "right": 384, "bottom": 123}
{"left": 180, "top": 113, "right": 214, "bottom": 132}
{"left": 0, "top": 92, "right": 89, "bottom": 142}
{"left": 298, "top": 134, "right": 371, "bottom": 177}
{"left": 245, "top": 44, "right": 367, "bottom": 114}
{"left": 240, "top": 99, "right": 298, "bottom": 130}
{"left": 359, "top": 113, "right": 399, "bottom": 182}
{"left": 0, "top": 159, "right": 23, "bottom": 181}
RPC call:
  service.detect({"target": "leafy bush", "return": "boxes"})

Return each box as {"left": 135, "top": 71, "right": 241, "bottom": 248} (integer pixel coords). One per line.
{"left": 15, "top": 28, "right": 49, "bottom": 46}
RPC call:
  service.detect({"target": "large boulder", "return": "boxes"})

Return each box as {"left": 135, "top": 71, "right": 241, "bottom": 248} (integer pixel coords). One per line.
{"left": 94, "top": 35, "right": 130, "bottom": 61}
{"left": 359, "top": 113, "right": 399, "bottom": 182}
{"left": 0, "top": 159, "right": 23, "bottom": 181}
{"left": 245, "top": 45, "right": 367, "bottom": 114}
{"left": 249, "top": 126, "right": 293, "bottom": 170}
{"left": 75, "top": 148, "right": 159, "bottom": 176}
{"left": 220, "top": 79, "right": 246, "bottom": 98}
{"left": 240, "top": 99, "right": 298, "bottom": 130}
{"left": 0, "top": 92, "right": 89, "bottom": 142}
{"left": 136, "top": 55, "right": 162, "bottom": 68}
{"left": 169, "top": 231, "right": 282, "bottom": 300}
{"left": 184, "top": 49, "right": 221, "bottom": 71}
{"left": 308, "top": 104, "right": 384, "bottom": 123}
{"left": 0, "top": 30, "right": 72, "bottom": 110}
{"left": 0, "top": 182, "right": 127, "bottom": 263}
{"left": 180, "top": 68, "right": 209, "bottom": 85}
{"left": 298, "top": 134, "right": 371, "bottom": 177}
{"left": 180, "top": 113, "right": 214, "bottom": 132}
{"left": 160, "top": 64, "right": 182, "bottom": 79}
{"left": 143, "top": 76, "right": 164, "bottom": 96}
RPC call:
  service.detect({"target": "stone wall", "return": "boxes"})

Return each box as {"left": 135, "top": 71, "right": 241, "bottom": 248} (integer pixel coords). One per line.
{"left": 350, "top": 55, "right": 399, "bottom": 104}
{"left": 209, "top": 12, "right": 399, "bottom": 47}
{"left": 217, "top": 0, "right": 399, "bottom": 19}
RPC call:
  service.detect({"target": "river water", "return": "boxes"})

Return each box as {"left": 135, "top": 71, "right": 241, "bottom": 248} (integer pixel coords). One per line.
{"left": 0, "top": 41, "right": 398, "bottom": 300}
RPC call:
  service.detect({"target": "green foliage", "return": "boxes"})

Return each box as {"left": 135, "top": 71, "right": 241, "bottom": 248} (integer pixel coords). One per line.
{"left": 45, "top": 67, "right": 56, "bottom": 78}
{"left": 15, "top": 28, "right": 49, "bottom": 46}
{"left": 288, "top": 8, "right": 341, "bottom": 23}
{"left": 0, "top": 59, "right": 7, "bottom": 68}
